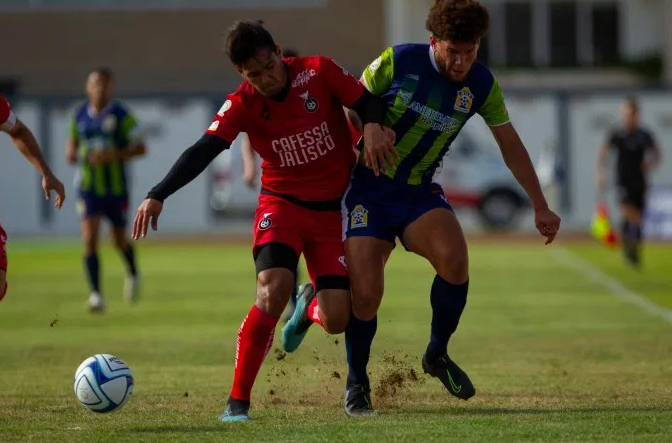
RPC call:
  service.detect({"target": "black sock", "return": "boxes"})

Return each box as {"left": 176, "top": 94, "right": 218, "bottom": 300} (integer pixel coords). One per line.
{"left": 426, "top": 275, "right": 469, "bottom": 361}
{"left": 345, "top": 314, "right": 377, "bottom": 387}
{"left": 121, "top": 245, "right": 137, "bottom": 276}
{"left": 84, "top": 253, "right": 100, "bottom": 293}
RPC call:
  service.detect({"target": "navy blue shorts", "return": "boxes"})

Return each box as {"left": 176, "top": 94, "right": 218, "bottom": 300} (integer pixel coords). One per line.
{"left": 342, "top": 165, "right": 453, "bottom": 248}
{"left": 77, "top": 191, "right": 129, "bottom": 228}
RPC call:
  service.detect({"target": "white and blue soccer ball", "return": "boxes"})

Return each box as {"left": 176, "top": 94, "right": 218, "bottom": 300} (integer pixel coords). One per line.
{"left": 73, "top": 354, "right": 134, "bottom": 413}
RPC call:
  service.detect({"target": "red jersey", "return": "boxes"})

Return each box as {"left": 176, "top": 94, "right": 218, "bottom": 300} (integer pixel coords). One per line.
{"left": 206, "top": 56, "right": 365, "bottom": 201}
{"left": 0, "top": 95, "right": 17, "bottom": 133}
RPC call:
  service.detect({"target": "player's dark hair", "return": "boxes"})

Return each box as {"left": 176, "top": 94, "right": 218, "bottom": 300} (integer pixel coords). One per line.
{"left": 225, "top": 19, "right": 278, "bottom": 66}
{"left": 426, "top": 0, "right": 490, "bottom": 43}
{"left": 283, "top": 48, "right": 300, "bottom": 58}
{"left": 91, "top": 67, "right": 114, "bottom": 82}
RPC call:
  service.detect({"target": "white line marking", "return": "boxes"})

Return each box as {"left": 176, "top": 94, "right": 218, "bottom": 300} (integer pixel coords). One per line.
{"left": 551, "top": 246, "right": 672, "bottom": 325}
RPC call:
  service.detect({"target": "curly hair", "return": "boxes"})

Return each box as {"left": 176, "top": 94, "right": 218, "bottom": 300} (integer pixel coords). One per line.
{"left": 426, "top": 0, "right": 490, "bottom": 43}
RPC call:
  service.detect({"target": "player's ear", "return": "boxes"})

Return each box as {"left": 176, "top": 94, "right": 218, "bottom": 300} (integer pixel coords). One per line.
{"left": 429, "top": 34, "right": 437, "bottom": 49}
{"left": 236, "top": 66, "right": 245, "bottom": 78}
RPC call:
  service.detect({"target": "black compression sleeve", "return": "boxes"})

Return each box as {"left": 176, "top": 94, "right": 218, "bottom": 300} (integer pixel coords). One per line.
{"left": 146, "top": 134, "right": 230, "bottom": 203}
{"left": 350, "top": 89, "right": 386, "bottom": 126}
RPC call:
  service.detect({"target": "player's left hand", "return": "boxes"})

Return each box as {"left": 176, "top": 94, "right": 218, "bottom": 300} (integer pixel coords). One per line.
{"left": 132, "top": 198, "right": 163, "bottom": 240}
{"left": 363, "top": 123, "right": 397, "bottom": 176}
{"left": 534, "top": 207, "right": 561, "bottom": 245}
{"left": 42, "top": 173, "right": 65, "bottom": 209}
{"left": 88, "top": 150, "right": 118, "bottom": 166}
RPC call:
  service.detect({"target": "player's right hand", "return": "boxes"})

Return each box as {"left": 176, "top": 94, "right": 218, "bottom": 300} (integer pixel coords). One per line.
{"left": 363, "top": 123, "right": 397, "bottom": 176}
{"left": 42, "top": 173, "right": 65, "bottom": 209}
{"left": 132, "top": 198, "right": 163, "bottom": 240}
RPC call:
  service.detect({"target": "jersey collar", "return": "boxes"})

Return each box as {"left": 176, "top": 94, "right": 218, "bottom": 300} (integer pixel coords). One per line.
{"left": 87, "top": 101, "right": 113, "bottom": 119}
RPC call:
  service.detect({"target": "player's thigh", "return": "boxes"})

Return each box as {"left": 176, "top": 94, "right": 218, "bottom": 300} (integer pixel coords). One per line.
{"left": 253, "top": 196, "right": 305, "bottom": 316}
{"left": 402, "top": 189, "right": 468, "bottom": 284}
{"left": 303, "top": 211, "right": 351, "bottom": 333}
{"left": 104, "top": 196, "right": 130, "bottom": 241}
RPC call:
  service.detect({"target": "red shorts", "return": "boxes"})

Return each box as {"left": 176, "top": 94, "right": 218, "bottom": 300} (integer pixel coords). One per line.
{"left": 253, "top": 194, "right": 347, "bottom": 283}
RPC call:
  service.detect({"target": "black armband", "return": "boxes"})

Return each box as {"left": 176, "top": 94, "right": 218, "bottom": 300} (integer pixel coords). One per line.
{"left": 350, "top": 89, "right": 386, "bottom": 126}
{"left": 146, "top": 134, "right": 230, "bottom": 203}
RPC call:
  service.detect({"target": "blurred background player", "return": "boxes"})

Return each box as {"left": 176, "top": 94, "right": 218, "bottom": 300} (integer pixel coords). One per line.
{"left": 241, "top": 48, "right": 302, "bottom": 322}
{"left": 66, "top": 67, "right": 147, "bottom": 312}
{"left": 597, "top": 97, "right": 662, "bottom": 267}
{"left": 0, "top": 94, "right": 66, "bottom": 303}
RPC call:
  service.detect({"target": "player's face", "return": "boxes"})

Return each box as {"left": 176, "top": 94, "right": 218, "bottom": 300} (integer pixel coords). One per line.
{"left": 86, "top": 73, "right": 112, "bottom": 108}
{"left": 431, "top": 36, "right": 479, "bottom": 82}
{"left": 237, "top": 46, "right": 287, "bottom": 97}
{"left": 621, "top": 103, "right": 639, "bottom": 130}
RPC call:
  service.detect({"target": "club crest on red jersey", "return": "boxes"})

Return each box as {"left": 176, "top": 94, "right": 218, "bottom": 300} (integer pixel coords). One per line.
{"left": 258, "top": 212, "right": 273, "bottom": 230}
{"left": 300, "top": 91, "right": 319, "bottom": 113}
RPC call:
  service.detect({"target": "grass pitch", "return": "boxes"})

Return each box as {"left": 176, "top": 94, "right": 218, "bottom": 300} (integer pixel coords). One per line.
{"left": 1, "top": 237, "right": 671, "bottom": 442}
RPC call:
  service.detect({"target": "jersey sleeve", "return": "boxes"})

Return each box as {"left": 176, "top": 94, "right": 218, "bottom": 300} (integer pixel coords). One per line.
{"left": 478, "top": 78, "right": 510, "bottom": 127}
{"left": 318, "top": 56, "right": 365, "bottom": 108}
{"left": 119, "top": 108, "right": 144, "bottom": 146}
{"left": 0, "top": 96, "right": 18, "bottom": 133}
{"left": 361, "top": 47, "right": 394, "bottom": 96}
{"left": 205, "top": 92, "right": 247, "bottom": 143}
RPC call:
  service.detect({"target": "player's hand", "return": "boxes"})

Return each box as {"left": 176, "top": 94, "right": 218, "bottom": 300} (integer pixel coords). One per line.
{"left": 88, "top": 150, "right": 118, "bottom": 166}
{"left": 132, "top": 198, "right": 163, "bottom": 240}
{"left": 534, "top": 207, "right": 561, "bottom": 245}
{"left": 243, "top": 165, "right": 257, "bottom": 188}
{"left": 42, "top": 173, "right": 65, "bottom": 209}
{"left": 363, "top": 123, "right": 397, "bottom": 176}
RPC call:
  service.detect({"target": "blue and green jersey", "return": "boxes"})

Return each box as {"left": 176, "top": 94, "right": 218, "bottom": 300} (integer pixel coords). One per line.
{"left": 362, "top": 44, "right": 510, "bottom": 185}
{"left": 70, "top": 101, "right": 143, "bottom": 197}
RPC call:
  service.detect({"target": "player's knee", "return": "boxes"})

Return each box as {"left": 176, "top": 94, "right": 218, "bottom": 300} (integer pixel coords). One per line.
{"left": 322, "top": 310, "right": 349, "bottom": 334}
{"left": 435, "top": 249, "right": 469, "bottom": 284}
{"left": 350, "top": 283, "right": 382, "bottom": 321}
{"left": 315, "top": 277, "right": 352, "bottom": 334}
{"left": 255, "top": 268, "right": 294, "bottom": 317}
{"left": 111, "top": 232, "right": 128, "bottom": 250}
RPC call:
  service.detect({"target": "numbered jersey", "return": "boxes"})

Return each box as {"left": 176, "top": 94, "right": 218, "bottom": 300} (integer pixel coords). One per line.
{"left": 0, "top": 95, "right": 17, "bottom": 133}
{"left": 206, "top": 56, "right": 365, "bottom": 202}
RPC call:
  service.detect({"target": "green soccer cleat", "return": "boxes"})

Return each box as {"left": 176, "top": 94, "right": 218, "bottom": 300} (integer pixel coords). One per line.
{"left": 422, "top": 353, "right": 476, "bottom": 400}
{"left": 281, "top": 282, "right": 315, "bottom": 353}
{"left": 219, "top": 398, "right": 252, "bottom": 422}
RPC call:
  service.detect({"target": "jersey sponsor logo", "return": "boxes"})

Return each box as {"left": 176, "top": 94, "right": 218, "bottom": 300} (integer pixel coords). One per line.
{"left": 271, "top": 121, "right": 335, "bottom": 168}
{"left": 300, "top": 91, "right": 319, "bottom": 113}
{"left": 102, "top": 114, "right": 117, "bottom": 132}
{"left": 407, "top": 100, "right": 461, "bottom": 133}
{"left": 217, "top": 100, "right": 232, "bottom": 117}
{"left": 454, "top": 87, "right": 474, "bottom": 113}
{"left": 258, "top": 212, "right": 273, "bottom": 230}
{"left": 208, "top": 120, "right": 219, "bottom": 132}
{"left": 350, "top": 204, "right": 368, "bottom": 229}
{"left": 292, "top": 69, "right": 316, "bottom": 88}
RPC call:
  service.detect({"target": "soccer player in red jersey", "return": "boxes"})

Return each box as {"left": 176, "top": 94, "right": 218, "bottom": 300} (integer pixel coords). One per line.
{"left": 131, "top": 20, "right": 394, "bottom": 421}
{"left": 0, "top": 94, "right": 66, "bottom": 303}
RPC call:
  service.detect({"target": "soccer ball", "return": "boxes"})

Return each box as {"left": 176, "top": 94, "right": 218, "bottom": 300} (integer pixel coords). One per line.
{"left": 73, "top": 354, "right": 134, "bottom": 413}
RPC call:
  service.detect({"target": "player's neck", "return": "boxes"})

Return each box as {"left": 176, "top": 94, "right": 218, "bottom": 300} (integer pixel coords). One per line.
{"left": 88, "top": 101, "right": 110, "bottom": 116}
{"left": 268, "top": 63, "right": 290, "bottom": 103}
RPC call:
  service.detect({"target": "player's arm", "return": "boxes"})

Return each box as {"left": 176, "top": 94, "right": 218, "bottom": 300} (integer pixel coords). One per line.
{"left": 240, "top": 133, "right": 258, "bottom": 188}
{"left": 644, "top": 132, "right": 662, "bottom": 173}
{"left": 319, "top": 56, "right": 394, "bottom": 175}
{"left": 346, "top": 47, "right": 395, "bottom": 135}
{"left": 481, "top": 79, "right": 560, "bottom": 243}
{"left": 66, "top": 118, "right": 79, "bottom": 165}
{"left": 116, "top": 112, "right": 147, "bottom": 161}
{"left": 3, "top": 117, "right": 66, "bottom": 207}
{"left": 596, "top": 133, "right": 613, "bottom": 191}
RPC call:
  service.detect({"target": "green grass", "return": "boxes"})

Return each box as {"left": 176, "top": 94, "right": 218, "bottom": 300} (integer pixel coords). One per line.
{"left": 1, "top": 238, "right": 671, "bottom": 443}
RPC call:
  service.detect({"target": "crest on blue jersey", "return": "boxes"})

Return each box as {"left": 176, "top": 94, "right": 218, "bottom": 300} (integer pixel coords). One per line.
{"left": 454, "top": 87, "right": 474, "bottom": 113}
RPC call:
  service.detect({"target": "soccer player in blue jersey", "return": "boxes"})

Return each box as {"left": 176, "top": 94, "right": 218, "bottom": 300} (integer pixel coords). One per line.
{"left": 66, "top": 68, "right": 147, "bottom": 312}
{"left": 282, "top": 0, "right": 561, "bottom": 416}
